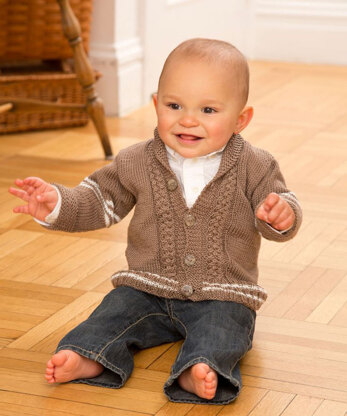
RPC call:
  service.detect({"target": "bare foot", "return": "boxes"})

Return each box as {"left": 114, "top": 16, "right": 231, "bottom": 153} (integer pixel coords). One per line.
{"left": 178, "top": 363, "right": 218, "bottom": 400}
{"left": 45, "top": 350, "right": 104, "bottom": 384}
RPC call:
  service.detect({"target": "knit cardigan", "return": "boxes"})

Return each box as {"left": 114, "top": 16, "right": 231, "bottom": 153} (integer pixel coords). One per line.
{"left": 50, "top": 130, "right": 302, "bottom": 310}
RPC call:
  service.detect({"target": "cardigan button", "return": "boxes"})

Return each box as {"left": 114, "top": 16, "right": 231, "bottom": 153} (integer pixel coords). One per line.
{"left": 167, "top": 178, "right": 178, "bottom": 191}
{"left": 184, "top": 254, "right": 196, "bottom": 266}
{"left": 184, "top": 213, "right": 196, "bottom": 227}
{"left": 181, "top": 284, "right": 193, "bottom": 297}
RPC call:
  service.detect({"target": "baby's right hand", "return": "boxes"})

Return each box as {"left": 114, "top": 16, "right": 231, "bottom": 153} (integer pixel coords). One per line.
{"left": 9, "top": 177, "right": 58, "bottom": 222}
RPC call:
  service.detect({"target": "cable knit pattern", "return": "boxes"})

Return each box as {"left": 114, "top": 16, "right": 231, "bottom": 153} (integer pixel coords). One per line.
{"left": 146, "top": 139, "right": 177, "bottom": 278}
{"left": 48, "top": 129, "right": 302, "bottom": 311}
{"left": 206, "top": 134, "right": 243, "bottom": 279}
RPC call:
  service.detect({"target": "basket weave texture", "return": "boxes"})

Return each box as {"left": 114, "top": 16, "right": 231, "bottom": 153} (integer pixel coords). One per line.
{"left": 0, "top": 71, "right": 90, "bottom": 133}
{"left": 0, "top": 0, "right": 92, "bottom": 62}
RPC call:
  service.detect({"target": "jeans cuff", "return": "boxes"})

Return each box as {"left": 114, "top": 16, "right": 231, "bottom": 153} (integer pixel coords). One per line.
{"left": 163, "top": 357, "right": 241, "bottom": 405}
{"left": 56, "top": 344, "right": 128, "bottom": 389}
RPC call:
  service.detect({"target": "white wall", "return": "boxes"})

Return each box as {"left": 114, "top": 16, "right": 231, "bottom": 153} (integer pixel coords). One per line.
{"left": 249, "top": 0, "right": 347, "bottom": 65}
{"left": 141, "top": 0, "right": 250, "bottom": 104}
{"left": 89, "top": 0, "right": 347, "bottom": 116}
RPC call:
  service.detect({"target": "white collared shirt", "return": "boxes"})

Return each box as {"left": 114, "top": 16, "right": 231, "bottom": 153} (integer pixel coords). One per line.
{"left": 165, "top": 144, "right": 225, "bottom": 208}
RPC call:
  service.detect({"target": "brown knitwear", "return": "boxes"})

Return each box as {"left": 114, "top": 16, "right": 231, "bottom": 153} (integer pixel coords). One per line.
{"left": 50, "top": 129, "right": 302, "bottom": 310}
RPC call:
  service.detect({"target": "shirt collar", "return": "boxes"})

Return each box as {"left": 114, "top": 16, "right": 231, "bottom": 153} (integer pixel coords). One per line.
{"left": 165, "top": 143, "right": 227, "bottom": 163}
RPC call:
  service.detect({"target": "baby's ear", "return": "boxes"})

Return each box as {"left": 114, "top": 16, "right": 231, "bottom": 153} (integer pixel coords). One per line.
{"left": 152, "top": 93, "right": 158, "bottom": 110}
{"left": 235, "top": 106, "right": 253, "bottom": 134}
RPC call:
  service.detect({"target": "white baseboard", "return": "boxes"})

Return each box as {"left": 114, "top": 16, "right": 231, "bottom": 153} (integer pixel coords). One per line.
{"left": 90, "top": 38, "right": 143, "bottom": 116}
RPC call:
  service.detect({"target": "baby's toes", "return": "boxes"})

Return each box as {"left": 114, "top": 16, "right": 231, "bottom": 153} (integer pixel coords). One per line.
{"left": 205, "top": 388, "right": 216, "bottom": 399}
{"left": 205, "top": 381, "right": 216, "bottom": 394}
{"left": 45, "top": 372, "right": 55, "bottom": 383}
{"left": 205, "top": 371, "right": 215, "bottom": 382}
{"left": 205, "top": 374, "right": 217, "bottom": 397}
{"left": 206, "top": 378, "right": 217, "bottom": 388}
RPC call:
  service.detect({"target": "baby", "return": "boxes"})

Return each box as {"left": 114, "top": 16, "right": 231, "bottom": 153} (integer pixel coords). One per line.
{"left": 9, "top": 38, "right": 302, "bottom": 405}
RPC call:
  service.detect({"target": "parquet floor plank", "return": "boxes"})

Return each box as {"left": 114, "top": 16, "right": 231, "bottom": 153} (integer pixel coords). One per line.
{"left": 243, "top": 374, "right": 347, "bottom": 403}
{"left": 29, "top": 303, "right": 102, "bottom": 354}
{"left": 218, "top": 387, "right": 268, "bottom": 415}
{"left": 73, "top": 251, "right": 127, "bottom": 292}
{"left": 52, "top": 241, "right": 126, "bottom": 288}
{"left": 246, "top": 391, "right": 295, "bottom": 416}
{"left": 1, "top": 235, "right": 82, "bottom": 281}
{"left": 0, "top": 391, "right": 150, "bottom": 416}
{"left": 306, "top": 276, "right": 347, "bottom": 324}
{"left": 0, "top": 368, "right": 166, "bottom": 414}
{"left": 0, "top": 230, "right": 42, "bottom": 260}
{"left": 32, "top": 240, "right": 123, "bottom": 287}
{"left": 284, "top": 269, "right": 346, "bottom": 321}
{"left": 185, "top": 404, "right": 222, "bottom": 415}
{"left": 154, "top": 402, "right": 194, "bottom": 415}
{"left": 330, "top": 302, "right": 347, "bottom": 328}
{"left": 313, "top": 400, "right": 347, "bottom": 416}
{"left": 134, "top": 343, "right": 175, "bottom": 369}
{"left": 260, "top": 266, "right": 327, "bottom": 317}
{"left": 253, "top": 333, "right": 347, "bottom": 363}
{"left": 7, "top": 292, "right": 103, "bottom": 350}
{"left": 280, "top": 395, "right": 322, "bottom": 416}
{"left": 255, "top": 315, "right": 347, "bottom": 345}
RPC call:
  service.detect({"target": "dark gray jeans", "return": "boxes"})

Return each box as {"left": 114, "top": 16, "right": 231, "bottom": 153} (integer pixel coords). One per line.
{"left": 57, "top": 286, "right": 256, "bottom": 405}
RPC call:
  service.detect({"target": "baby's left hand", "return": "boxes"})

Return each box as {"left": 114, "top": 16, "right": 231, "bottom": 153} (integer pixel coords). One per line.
{"left": 256, "top": 193, "right": 295, "bottom": 231}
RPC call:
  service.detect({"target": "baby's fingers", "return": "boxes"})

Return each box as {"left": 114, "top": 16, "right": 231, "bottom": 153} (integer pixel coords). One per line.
{"left": 13, "top": 204, "right": 30, "bottom": 215}
{"left": 8, "top": 186, "right": 29, "bottom": 201}
{"left": 256, "top": 204, "right": 269, "bottom": 222}
{"left": 13, "top": 179, "right": 36, "bottom": 196}
{"left": 22, "top": 177, "right": 46, "bottom": 188}
{"left": 14, "top": 178, "right": 24, "bottom": 187}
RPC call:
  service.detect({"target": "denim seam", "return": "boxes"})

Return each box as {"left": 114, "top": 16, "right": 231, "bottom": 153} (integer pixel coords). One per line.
{"left": 228, "top": 312, "right": 256, "bottom": 380}
{"left": 56, "top": 344, "right": 127, "bottom": 381}
{"left": 171, "top": 316, "right": 188, "bottom": 363}
{"left": 165, "top": 299, "right": 175, "bottom": 326}
{"left": 247, "top": 312, "right": 256, "bottom": 349}
{"left": 169, "top": 299, "right": 174, "bottom": 320}
{"left": 96, "top": 312, "right": 168, "bottom": 359}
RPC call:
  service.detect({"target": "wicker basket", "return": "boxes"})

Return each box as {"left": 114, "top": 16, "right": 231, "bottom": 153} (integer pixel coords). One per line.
{"left": 0, "top": 67, "right": 91, "bottom": 133}
{"left": 0, "top": 0, "right": 92, "bottom": 62}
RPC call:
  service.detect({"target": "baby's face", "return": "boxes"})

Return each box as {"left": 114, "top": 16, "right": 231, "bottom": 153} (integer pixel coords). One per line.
{"left": 153, "top": 56, "right": 247, "bottom": 158}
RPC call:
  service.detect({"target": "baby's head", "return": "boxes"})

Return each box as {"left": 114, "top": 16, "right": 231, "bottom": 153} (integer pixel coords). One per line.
{"left": 153, "top": 38, "right": 253, "bottom": 158}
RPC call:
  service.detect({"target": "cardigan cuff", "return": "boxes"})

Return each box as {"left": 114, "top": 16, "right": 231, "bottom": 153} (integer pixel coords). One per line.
{"left": 255, "top": 192, "right": 302, "bottom": 242}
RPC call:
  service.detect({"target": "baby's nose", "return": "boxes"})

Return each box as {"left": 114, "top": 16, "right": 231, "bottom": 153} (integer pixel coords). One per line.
{"left": 179, "top": 114, "right": 199, "bottom": 128}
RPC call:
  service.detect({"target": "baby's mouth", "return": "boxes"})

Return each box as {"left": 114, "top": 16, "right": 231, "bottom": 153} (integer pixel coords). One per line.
{"left": 177, "top": 134, "right": 202, "bottom": 141}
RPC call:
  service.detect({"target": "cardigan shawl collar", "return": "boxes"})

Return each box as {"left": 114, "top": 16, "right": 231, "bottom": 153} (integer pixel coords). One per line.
{"left": 152, "top": 127, "right": 244, "bottom": 183}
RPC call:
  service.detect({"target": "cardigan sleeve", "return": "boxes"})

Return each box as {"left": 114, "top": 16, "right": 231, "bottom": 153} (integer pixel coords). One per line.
{"left": 248, "top": 150, "right": 302, "bottom": 242}
{"left": 46, "top": 154, "right": 136, "bottom": 233}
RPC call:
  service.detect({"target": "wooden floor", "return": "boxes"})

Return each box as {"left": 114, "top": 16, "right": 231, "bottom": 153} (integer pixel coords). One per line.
{"left": 0, "top": 60, "right": 347, "bottom": 415}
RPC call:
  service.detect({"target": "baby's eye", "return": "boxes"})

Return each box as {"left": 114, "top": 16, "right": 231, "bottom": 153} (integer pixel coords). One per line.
{"left": 202, "top": 107, "right": 216, "bottom": 114}
{"left": 168, "top": 103, "right": 181, "bottom": 110}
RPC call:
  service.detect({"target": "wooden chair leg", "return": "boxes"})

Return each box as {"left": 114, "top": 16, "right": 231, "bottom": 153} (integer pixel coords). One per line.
{"left": 87, "top": 95, "right": 113, "bottom": 160}
{"left": 56, "top": 0, "right": 113, "bottom": 159}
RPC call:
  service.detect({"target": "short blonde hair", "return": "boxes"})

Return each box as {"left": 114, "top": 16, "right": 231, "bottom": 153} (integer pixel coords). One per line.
{"left": 158, "top": 38, "right": 250, "bottom": 108}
